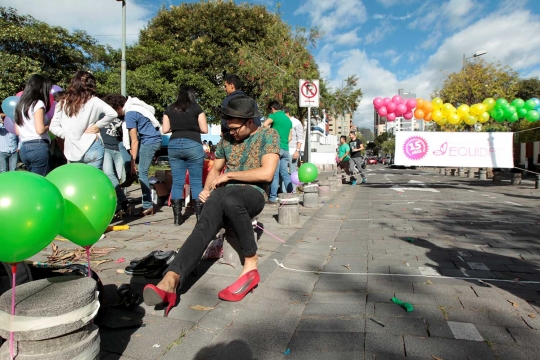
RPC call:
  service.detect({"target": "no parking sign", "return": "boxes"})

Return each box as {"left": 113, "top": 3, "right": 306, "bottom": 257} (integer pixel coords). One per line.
{"left": 299, "top": 80, "right": 319, "bottom": 108}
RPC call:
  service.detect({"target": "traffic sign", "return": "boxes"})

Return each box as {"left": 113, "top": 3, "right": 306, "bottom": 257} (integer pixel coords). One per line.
{"left": 299, "top": 79, "right": 319, "bottom": 108}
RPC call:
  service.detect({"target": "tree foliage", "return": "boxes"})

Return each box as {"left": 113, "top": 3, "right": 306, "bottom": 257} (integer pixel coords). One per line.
{"left": 0, "top": 7, "right": 115, "bottom": 100}
{"left": 322, "top": 75, "right": 363, "bottom": 119}
{"left": 96, "top": 1, "right": 321, "bottom": 121}
{"left": 433, "top": 59, "right": 519, "bottom": 107}
{"left": 516, "top": 77, "right": 540, "bottom": 100}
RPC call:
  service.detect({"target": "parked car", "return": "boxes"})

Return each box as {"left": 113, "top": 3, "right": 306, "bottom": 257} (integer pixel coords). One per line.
{"left": 367, "top": 157, "right": 378, "bottom": 165}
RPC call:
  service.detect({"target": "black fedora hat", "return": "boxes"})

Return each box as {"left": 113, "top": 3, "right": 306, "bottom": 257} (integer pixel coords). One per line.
{"left": 221, "top": 95, "right": 261, "bottom": 119}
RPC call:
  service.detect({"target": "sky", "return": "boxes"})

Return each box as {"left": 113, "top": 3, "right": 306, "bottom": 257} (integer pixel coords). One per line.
{"left": 5, "top": 0, "right": 540, "bottom": 129}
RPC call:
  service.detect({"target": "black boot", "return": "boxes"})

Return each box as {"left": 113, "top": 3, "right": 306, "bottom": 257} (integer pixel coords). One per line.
{"left": 195, "top": 200, "right": 203, "bottom": 222}
{"left": 171, "top": 199, "right": 183, "bottom": 226}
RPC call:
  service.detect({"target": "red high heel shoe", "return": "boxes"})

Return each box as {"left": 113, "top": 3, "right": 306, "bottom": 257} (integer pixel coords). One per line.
{"left": 143, "top": 284, "right": 177, "bottom": 317}
{"left": 218, "top": 269, "right": 260, "bottom": 302}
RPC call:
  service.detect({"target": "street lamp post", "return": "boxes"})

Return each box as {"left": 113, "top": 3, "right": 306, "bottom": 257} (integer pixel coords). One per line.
{"left": 116, "top": 0, "right": 127, "bottom": 96}
{"left": 462, "top": 50, "right": 487, "bottom": 70}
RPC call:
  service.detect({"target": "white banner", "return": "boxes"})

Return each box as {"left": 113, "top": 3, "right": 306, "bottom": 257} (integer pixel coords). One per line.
{"left": 394, "top": 132, "right": 514, "bottom": 168}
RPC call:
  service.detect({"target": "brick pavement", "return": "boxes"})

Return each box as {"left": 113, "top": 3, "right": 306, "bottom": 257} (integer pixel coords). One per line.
{"left": 29, "top": 166, "right": 540, "bottom": 359}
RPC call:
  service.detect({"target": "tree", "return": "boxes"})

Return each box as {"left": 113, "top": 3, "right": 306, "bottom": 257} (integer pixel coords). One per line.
{"left": 358, "top": 127, "right": 374, "bottom": 142}
{"left": 0, "top": 7, "right": 115, "bottom": 100}
{"left": 516, "top": 78, "right": 540, "bottom": 100}
{"left": 95, "top": 1, "right": 320, "bottom": 121}
{"left": 381, "top": 138, "right": 395, "bottom": 155}
{"left": 322, "top": 75, "right": 363, "bottom": 120}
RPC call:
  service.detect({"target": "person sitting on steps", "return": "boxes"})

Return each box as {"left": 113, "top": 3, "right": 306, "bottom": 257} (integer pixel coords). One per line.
{"left": 143, "top": 96, "right": 280, "bottom": 315}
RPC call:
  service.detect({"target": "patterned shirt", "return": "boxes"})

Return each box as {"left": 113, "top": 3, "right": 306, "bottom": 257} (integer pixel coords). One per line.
{"left": 215, "top": 127, "right": 280, "bottom": 199}
{"left": 0, "top": 123, "right": 19, "bottom": 154}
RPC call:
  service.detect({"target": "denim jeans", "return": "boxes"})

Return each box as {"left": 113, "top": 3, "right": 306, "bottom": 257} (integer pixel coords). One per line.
{"left": 166, "top": 185, "right": 265, "bottom": 286}
{"left": 349, "top": 157, "right": 366, "bottom": 180}
{"left": 19, "top": 139, "right": 50, "bottom": 176}
{"left": 0, "top": 151, "right": 18, "bottom": 172}
{"left": 118, "top": 142, "right": 132, "bottom": 177}
{"left": 269, "top": 149, "right": 292, "bottom": 202}
{"left": 70, "top": 138, "right": 104, "bottom": 170}
{"left": 103, "top": 148, "right": 127, "bottom": 209}
{"left": 168, "top": 138, "right": 205, "bottom": 201}
{"left": 138, "top": 142, "right": 161, "bottom": 210}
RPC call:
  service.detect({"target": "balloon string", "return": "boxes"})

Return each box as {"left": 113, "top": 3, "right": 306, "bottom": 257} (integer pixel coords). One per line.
{"left": 85, "top": 246, "right": 92, "bottom": 278}
{"left": 254, "top": 224, "right": 286, "bottom": 243}
{"left": 10, "top": 264, "right": 17, "bottom": 360}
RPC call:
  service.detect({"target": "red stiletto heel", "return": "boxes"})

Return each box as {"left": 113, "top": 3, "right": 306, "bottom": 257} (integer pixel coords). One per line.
{"left": 218, "top": 269, "right": 260, "bottom": 302}
{"left": 143, "top": 284, "right": 177, "bottom": 317}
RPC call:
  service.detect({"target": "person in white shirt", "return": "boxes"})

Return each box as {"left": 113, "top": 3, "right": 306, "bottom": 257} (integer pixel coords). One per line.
{"left": 14, "top": 74, "right": 53, "bottom": 176}
{"left": 50, "top": 71, "right": 117, "bottom": 170}
{"left": 283, "top": 107, "right": 304, "bottom": 174}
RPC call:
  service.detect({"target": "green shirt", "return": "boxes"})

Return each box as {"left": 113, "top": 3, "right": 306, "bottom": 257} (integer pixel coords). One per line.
{"left": 215, "top": 127, "right": 280, "bottom": 199}
{"left": 338, "top": 143, "right": 350, "bottom": 161}
{"left": 269, "top": 110, "right": 292, "bottom": 151}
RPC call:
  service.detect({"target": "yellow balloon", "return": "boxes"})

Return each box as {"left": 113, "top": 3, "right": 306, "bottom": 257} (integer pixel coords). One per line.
{"left": 464, "top": 114, "right": 477, "bottom": 125}
{"left": 432, "top": 109, "right": 443, "bottom": 121}
{"left": 476, "top": 103, "right": 486, "bottom": 114}
{"left": 441, "top": 103, "right": 453, "bottom": 116}
{"left": 448, "top": 113, "right": 460, "bottom": 124}
{"left": 483, "top": 98, "right": 496, "bottom": 111}
{"left": 432, "top": 98, "right": 443, "bottom": 110}
{"left": 438, "top": 117, "right": 448, "bottom": 125}
{"left": 478, "top": 111, "right": 490, "bottom": 123}
{"left": 457, "top": 104, "right": 469, "bottom": 117}
{"left": 469, "top": 104, "right": 479, "bottom": 115}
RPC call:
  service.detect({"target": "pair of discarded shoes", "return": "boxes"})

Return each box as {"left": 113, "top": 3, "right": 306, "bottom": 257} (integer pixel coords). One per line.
{"left": 125, "top": 250, "right": 176, "bottom": 278}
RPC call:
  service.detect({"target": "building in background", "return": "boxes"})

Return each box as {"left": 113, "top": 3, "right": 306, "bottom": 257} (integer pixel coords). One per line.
{"left": 328, "top": 113, "right": 352, "bottom": 135}
{"left": 373, "top": 89, "right": 428, "bottom": 136}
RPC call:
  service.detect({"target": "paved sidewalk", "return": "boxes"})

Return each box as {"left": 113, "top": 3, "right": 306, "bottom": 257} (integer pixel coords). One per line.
{"left": 31, "top": 166, "right": 540, "bottom": 359}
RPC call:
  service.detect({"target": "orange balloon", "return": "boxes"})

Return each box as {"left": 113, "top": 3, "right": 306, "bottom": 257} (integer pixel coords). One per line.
{"left": 423, "top": 102, "right": 433, "bottom": 113}
{"left": 414, "top": 108, "right": 424, "bottom": 119}
{"left": 423, "top": 112, "right": 432, "bottom": 121}
{"left": 416, "top": 98, "right": 425, "bottom": 110}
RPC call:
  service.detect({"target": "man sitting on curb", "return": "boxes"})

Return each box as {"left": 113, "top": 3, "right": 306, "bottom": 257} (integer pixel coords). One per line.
{"left": 143, "top": 96, "right": 280, "bottom": 315}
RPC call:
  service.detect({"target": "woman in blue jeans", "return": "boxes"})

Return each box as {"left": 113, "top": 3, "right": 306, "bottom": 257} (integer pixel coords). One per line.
{"left": 162, "top": 86, "right": 208, "bottom": 225}
{"left": 14, "top": 74, "right": 53, "bottom": 176}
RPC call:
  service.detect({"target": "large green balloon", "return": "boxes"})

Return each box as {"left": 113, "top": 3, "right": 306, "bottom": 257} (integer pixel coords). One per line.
{"left": 517, "top": 107, "right": 528, "bottom": 119}
{"left": 298, "top": 163, "right": 319, "bottom": 183}
{"left": 503, "top": 106, "right": 516, "bottom": 118}
{"left": 526, "top": 110, "right": 540, "bottom": 122}
{"left": 490, "top": 107, "right": 504, "bottom": 120}
{"left": 511, "top": 98, "right": 525, "bottom": 109}
{"left": 0, "top": 172, "right": 65, "bottom": 263}
{"left": 46, "top": 164, "right": 116, "bottom": 247}
{"left": 495, "top": 98, "right": 508, "bottom": 108}
{"left": 524, "top": 99, "right": 537, "bottom": 111}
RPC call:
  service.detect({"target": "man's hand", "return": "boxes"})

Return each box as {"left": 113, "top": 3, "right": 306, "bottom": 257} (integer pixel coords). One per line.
{"left": 84, "top": 124, "right": 100, "bottom": 134}
{"left": 131, "top": 159, "right": 137, "bottom": 174}
{"left": 199, "top": 189, "right": 211, "bottom": 203}
{"left": 293, "top": 150, "right": 299, "bottom": 160}
{"left": 211, "top": 173, "right": 230, "bottom": 189}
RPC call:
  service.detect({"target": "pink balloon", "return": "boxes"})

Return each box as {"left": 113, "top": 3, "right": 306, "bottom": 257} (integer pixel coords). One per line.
{"left": 386, "top": 102, "right": 396, "bottom": 112}
{"left": 386, "top": 113, "right": 396, "bottom": 122}
{"left": 3, "top": 116, "right": 17, "bottom": 134}
{"left": 392, "top": 95, "right": 402, "bottom": 104}
{"left": 394, "top": 107, "right": 403, "bottom": 117}
{"left": 403, "top": 111, "right": 413, "bottom": 120}
{"left": 16, "top": 91, "right": 23, "bottom": 97}
{"left": 396, "top": 104, "right": 407, "bottom": 114}
{"left": 383, "top": 97, "right": 391, "bottom": 106}
{"left": 406, "top": 99, "right": 417, "bottom": 110}
{"left": 377, "top": 106, "right": 388, "bottom": 116}
{"left": 373, "top": 97, "right": 383, "bottom": 109}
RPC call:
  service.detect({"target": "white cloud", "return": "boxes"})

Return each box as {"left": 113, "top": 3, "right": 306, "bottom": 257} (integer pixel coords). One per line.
{"left": 331, "top": 28, "right": 362, "bottom": 45}
{"left": 377, "top": 0, "right": 420, "bottom": 7}
{"left": 364, "top": 24, "right": 395, "bottom": 44}
{"left": 2, "top": 0, "right": 152, "bottom": 48}
{"left": 295, "top": 0, "right": 368, "bottom": 36}
{"left": 409, "top": 0, "right": 481, "bottom": 32}
{"left": 373, "top": 13, "right": 413, "bottom": 20}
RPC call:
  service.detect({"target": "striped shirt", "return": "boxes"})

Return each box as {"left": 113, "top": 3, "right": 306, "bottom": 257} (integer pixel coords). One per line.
{"left": 0, "top": 122, "right": 18, "bottom": 154}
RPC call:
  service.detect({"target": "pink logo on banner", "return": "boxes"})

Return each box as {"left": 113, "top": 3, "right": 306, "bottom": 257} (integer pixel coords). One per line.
{"left": 403, "top": 136, "right": 429, "bottom": 160}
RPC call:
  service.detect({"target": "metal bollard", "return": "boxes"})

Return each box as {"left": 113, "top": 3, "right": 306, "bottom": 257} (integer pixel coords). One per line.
{"left": 479, "top": 169, "right": 487, "bottom": 180}
{"left": 536, "top": 175, "right": 540, "bottom": 189}
{"left": 468, "top": 169, "right": 475, "bottom": 178}
{"left": 302, "top": 183, "right": 319, "bottom": 208}
{"left": 278, "top": 193, "right": 300, "bottom": 225}
{"left": 458, "top": 168, "right": 466, "bottom": 177}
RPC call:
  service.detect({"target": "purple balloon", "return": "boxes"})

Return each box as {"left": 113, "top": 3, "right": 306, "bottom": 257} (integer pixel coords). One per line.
{"left": 383, "top": 97, "right": 391, "bottom": 106}
{"left": 3, "top": 116, "right": 17, "bottom": 134}
{"left": 386, "top": 102, "right": 396, "bottom": 112}
{"left": 406, "top": 99, "right": 417, "bottom": 110}
{"left": 45, "top": 101, "right": 56, "bottom": 123}
{"left": 386, "top": 113, "right": 396, "bottom": 122}
{"left": 392, "top": 95, "right": 402, "bottom": 104}
{"left": 291, "top": 171, "right": 301, "bottom": 185}
{"left": 373, "top": 97, "right": 383, "bottom": 109}
{"left": 50, "top": 85, "right": 63, "bottom": 95}
{"left": 403, "top": 111, "right": 413, "bottom": 120}
{"left": 396, "top": 103, "right": 407, "bottom": 114}
{"left": 377, "top": 106, "right": 388, "bottom": 116}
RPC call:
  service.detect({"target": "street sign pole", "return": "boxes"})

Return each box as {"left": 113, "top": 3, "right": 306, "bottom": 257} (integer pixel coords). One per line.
{"left": 299, "top": 79, "right": 319, "bottom": 164}
{"left": 306, "top": 106, "right": 311, "bottom": 163}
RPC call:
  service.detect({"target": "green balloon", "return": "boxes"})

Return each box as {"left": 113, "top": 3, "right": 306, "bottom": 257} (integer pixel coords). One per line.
{"left": 511, "top": 98, "right": 525, "bottom": 109}
{"left": 46, "top": 164, "right": 116, "bottom": 247}
{"left": 490, "top": 107, "right": 504, "bottom": 120}
{"left": 507, "top": 112, "right": 519, "bottom": 122}
{"left": 503, "top": 106, "right": 516, "bottom": 118}
{"left": 298, "top": 163, "right": 319, "bottom": 183}
{"left": 526, "top": 110, "right": 540, "bottom": 122}
{"left": 0, "top": 172, "right": 65, "bottom": 263}
{"left": 517, "top": 107, "right": 528, "bottom": 119}
{"left": 496, "top": 98, "right": 508, "bottom": 108}
{"left": 524, "top": 99, "right": 537, "bottom": 111}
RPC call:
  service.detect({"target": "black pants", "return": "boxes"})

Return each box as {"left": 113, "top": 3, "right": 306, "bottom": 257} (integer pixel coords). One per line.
{"left": 166, "top": 185, "right": 265, "bottom": 286}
